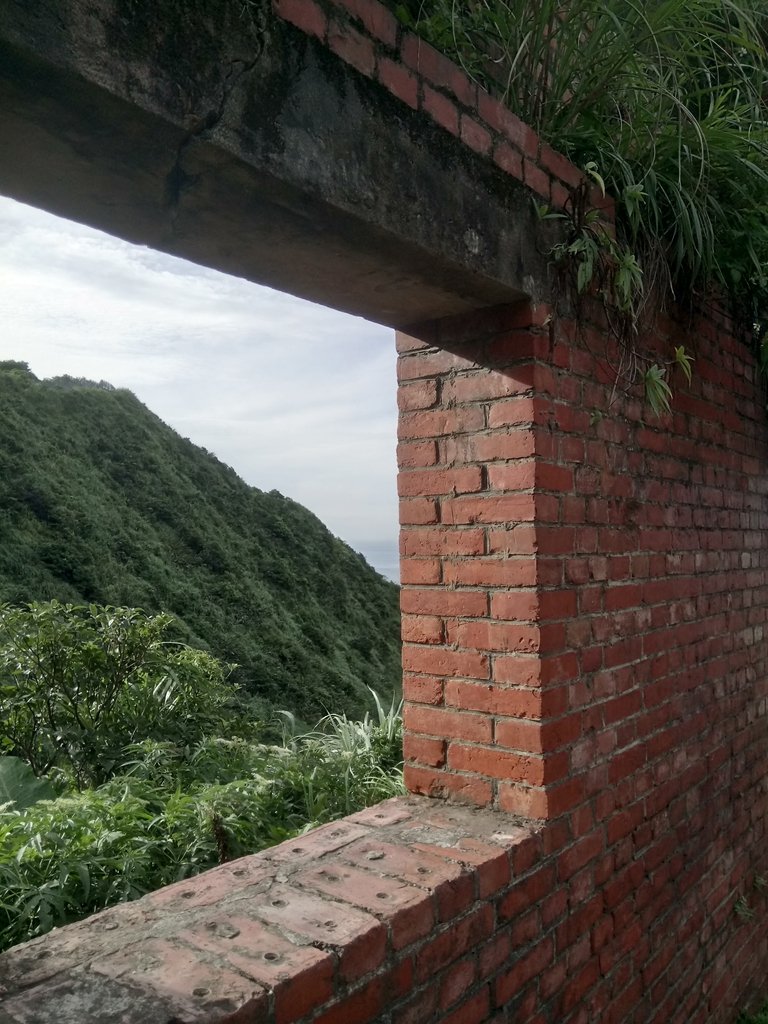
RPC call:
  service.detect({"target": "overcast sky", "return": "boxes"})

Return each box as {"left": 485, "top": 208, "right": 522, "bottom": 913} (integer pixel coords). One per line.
{"left": 0, "top": 195, "right": 400, "bottom": 579}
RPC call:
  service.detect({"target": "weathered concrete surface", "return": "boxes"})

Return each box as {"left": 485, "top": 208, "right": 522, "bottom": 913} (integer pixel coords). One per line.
{"left": 0, "top": 0, "right": 551, "bottom": 327}
{"left": 0, "top": 797, "right": 535, "bottom": 1023}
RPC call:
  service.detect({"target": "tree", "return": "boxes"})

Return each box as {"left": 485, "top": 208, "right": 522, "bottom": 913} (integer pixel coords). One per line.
{"left": 0, "top": 601, "right": 237, "bottom": 786}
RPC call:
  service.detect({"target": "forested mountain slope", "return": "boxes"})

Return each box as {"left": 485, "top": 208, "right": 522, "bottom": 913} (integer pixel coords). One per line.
{"left": 0, "top": 362, "right": 401, "bottom": 720}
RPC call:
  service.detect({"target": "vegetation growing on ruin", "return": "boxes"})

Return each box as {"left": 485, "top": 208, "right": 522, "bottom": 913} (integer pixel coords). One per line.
{"left": 393, "top": 0, "right": 768, "bottom": 398}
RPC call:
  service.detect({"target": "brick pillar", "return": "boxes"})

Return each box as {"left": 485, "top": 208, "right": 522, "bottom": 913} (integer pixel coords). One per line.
{"left": 397, "top": 302, "right": 579, "bottom": 818}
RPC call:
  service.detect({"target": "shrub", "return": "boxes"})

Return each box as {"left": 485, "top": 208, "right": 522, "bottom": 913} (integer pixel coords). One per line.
{"left": 0, "top": 601, "right": 237, "bottom": 786}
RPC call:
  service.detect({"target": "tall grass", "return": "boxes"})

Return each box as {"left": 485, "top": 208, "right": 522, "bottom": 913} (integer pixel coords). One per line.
{"left": 0, "top": 698, "right": 404, "bottom": 952}
{"left": 397, "top": 0, "right": 768, "bottom": 318}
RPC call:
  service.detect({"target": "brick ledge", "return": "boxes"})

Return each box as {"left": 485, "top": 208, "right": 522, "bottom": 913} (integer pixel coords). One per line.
{"left": 0, "top": 797, "right": 539, "bottom": 1024}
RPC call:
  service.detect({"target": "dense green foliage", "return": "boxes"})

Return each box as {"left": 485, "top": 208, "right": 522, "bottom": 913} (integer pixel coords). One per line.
{"left": 0, "top": 602, "right": 239, "bottom": 786}
{"left": 0, "top": 362, "right": 401, "bottom": 721}
{"left": 0, "top": 721, "right": 403, "bottom": 952}
{"left": 0, "top": 604, "right": 404, "bottom": 952}
{"left": 395, "top": 1, "right": 768, "bottom": 330}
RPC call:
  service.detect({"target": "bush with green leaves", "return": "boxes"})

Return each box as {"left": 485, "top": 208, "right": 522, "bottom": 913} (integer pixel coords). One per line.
{"left": 0, "top": 694, "right": 404, "bottom": 952}
{"left": 0, "top": 601, "right": 239, "bottom": 786}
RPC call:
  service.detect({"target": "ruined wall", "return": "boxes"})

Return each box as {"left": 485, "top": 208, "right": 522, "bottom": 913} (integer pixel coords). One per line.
{"left": 1, "top": 0, "right": 768, "bottom": 1021}
{"left": 397, "top": 296, "right": 768, "bottom": 1022}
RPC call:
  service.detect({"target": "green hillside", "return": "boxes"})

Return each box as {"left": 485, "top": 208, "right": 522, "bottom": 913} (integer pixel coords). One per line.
{"left": 0, "top": 361, "right": 401, "bottom": 721}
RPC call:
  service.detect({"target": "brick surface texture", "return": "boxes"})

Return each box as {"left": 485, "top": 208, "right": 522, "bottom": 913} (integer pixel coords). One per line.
{"left": 2, "top": 0, "right": 768, "bottom": 1021}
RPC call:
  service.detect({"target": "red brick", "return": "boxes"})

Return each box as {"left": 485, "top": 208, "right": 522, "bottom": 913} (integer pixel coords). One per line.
{"left": 401, "top": 613, "right": 443, "bottom": 644}
{"left": 183, "top": 916, "right": 334, "bottom": 1023}
{"left": 448, "top": 742, "right": 554, "bottom": 785}
{"left": 414, "top": 905, "right": 494, "bottom": 982}
{"left": 405, "top": 704, "right": 493, "bottom": 742}
{"left": 486, "top": 397, "right": 539, "bottom": 429}
{"left": 436, "top": 873, "right": 476, "bottom": 921}
{"left": 558, "top": 833, "right": 605, "bottom": 881}
{"left": 478, "top": 89, "right": 538, "bottom": 155}
{"left": 398, "top": 406, "right": 485, "bottom": 439}
{"left": 398, "top": 347, "right": 476, "bottom": 380}
{"left": 393, "top": 987, "right": 438, "bottom": 1024}
{"left": 252, "top": 884, "right": 384, "bottom": 984}
{"left": 403, "top": 673, "right": 443, "bottom": 704}
{"left": 397, "top": 378, "right": 438, "bottom": 411}
{"left": 448, "top": 619, "right": 543, "bottom": 653}
{"left": 487, "top": 525, "right": 538, "bottom": 555}
{"left": 539, "top": 141, "right": 583, "bottom": 189}
{"left": 495, "top": 936, "right": 554, "bottom": 1001}
{"left": 144, "top": 857, "right": 273, "bottom": 910}
{"left": 423, "top": 84, "right": 460, "bottom": 135}
{"left": 400, "top": 588, "right": 488, "bottom": 617}
{"left": 493, "top": 140, "right": 524, "bottom": 179}
{"left": 442, "top": 493, "right": 536, "bottom": 524}
{"left": 460, "top": 115, "right": 492, "bottom": 155}
{"left": 328, "top": 19, "right": 376, "bottom": 76}
{"left": 445, "top": 680, "right": 542, "bottom": 718}
{"left": 91, "top": 939, "right": 265, "bottom": 1013}
{"left": 274, "top": 0, "right": 326, "bottom": 39}
{"left": 343, "top": 0, "right": 399, "bottom": 46}
{"left": 520, "top": 159, "right": 549, "bottom": 201}
{"left": 314, "top": 978, "right": 384, "bottom": 1024}
{"left": 398, "top": 466, "right": 483, "bottom": 496}
{"left": 498, "top": 781, "right": 551, "bottom": 818}
{"left": 400, "top": 526, "right": 485, "bottom": 557}
{"left": 537, "top": 463, "right": 575, "bottom": 491}
{"left": 439, "top": 956, "right": 476, "bottom": 1010}
{"left": 397, "top": 439, "right": 439, "bottom": 468}
{"left": 471, "top": 429, "right": 537, "bottom": 461}
{"left": 441, "top": 986, "right": 491, "bottom": 1024}
{"left": 494, "top": 718, "right": 544, "bottom": 753}
{"left": 403, "top": 764, "right": 494, "bottom": 805}
{"left": 264, "top": 821, "right": 369, "bottom": 863}
{"left": 486, "top": 461, "right": 536, "bottom": 491}
{"left": 402, "top": 645, "right": 490, "bottom": 679}
{"left": 488, "top": 589, "right": 539, "bottom": 620}
{"left": 379, "top": 56, "right": 419, "bottom": 109}
{"left": 401, "top": 33, "right": 476, "bottom": 106}
{"left": 443, "top": 370, "right": 534, "bottom": 404}
{"left": 399, "top": 498, "right": 439, "bottom": 525}
{"left": 295, "top": 861, "right": 431, "bottom": 932}
{"left": 346, "top": 798, "right": 414, "bottom": 827}
{"left": 403, "top": 732, "right": 446, "bottom": 767}
{"left": 400, "top": 558, "right": 441, "bottom": 585}
{"left": 444, "top": 558, "right": 536, "bottom": 588}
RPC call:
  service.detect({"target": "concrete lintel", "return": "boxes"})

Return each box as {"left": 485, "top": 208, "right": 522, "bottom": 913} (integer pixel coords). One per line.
{"left": 0, "top": 0, "right": 549, "bottom": 327}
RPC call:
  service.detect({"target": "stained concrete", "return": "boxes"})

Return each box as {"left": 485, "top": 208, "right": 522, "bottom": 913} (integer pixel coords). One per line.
{"left": 0, "top": 0, "right": 550, "bottom": 327}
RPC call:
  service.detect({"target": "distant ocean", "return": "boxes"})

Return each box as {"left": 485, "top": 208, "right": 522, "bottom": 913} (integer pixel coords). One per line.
{"left": 357, "top": 540, "right": 399, "bottom": 584}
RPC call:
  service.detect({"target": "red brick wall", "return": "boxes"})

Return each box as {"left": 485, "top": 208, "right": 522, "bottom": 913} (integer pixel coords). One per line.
{"left": 2, "top": 2, "right": 768, "bottom": 1022}
{"left": 396, "top": 297, "right": 768, "bottom": 1021}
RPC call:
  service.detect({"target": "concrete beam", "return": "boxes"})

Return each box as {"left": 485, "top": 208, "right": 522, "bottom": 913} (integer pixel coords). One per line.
{"left": 0, "top": 0, "right": 548, "bottom": 327}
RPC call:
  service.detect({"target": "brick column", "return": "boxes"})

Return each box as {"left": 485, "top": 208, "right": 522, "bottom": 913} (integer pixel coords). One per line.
{"left": 397, "top": 302, "right": 579, "bottom": 818}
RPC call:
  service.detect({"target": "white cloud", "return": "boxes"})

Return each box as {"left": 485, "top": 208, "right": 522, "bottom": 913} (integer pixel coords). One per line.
{"left": 0, "top": 195, "right": 399, "bottom": 573}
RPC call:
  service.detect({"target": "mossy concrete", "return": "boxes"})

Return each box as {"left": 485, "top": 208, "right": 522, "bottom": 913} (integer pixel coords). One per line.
{"left": 0, "top": 0, "right": 548, "bottom": 326}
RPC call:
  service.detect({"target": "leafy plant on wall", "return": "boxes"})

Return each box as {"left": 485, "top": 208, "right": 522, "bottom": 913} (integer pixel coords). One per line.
{"left": 392, "top": 0, "right": 768, "bottom": 411}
